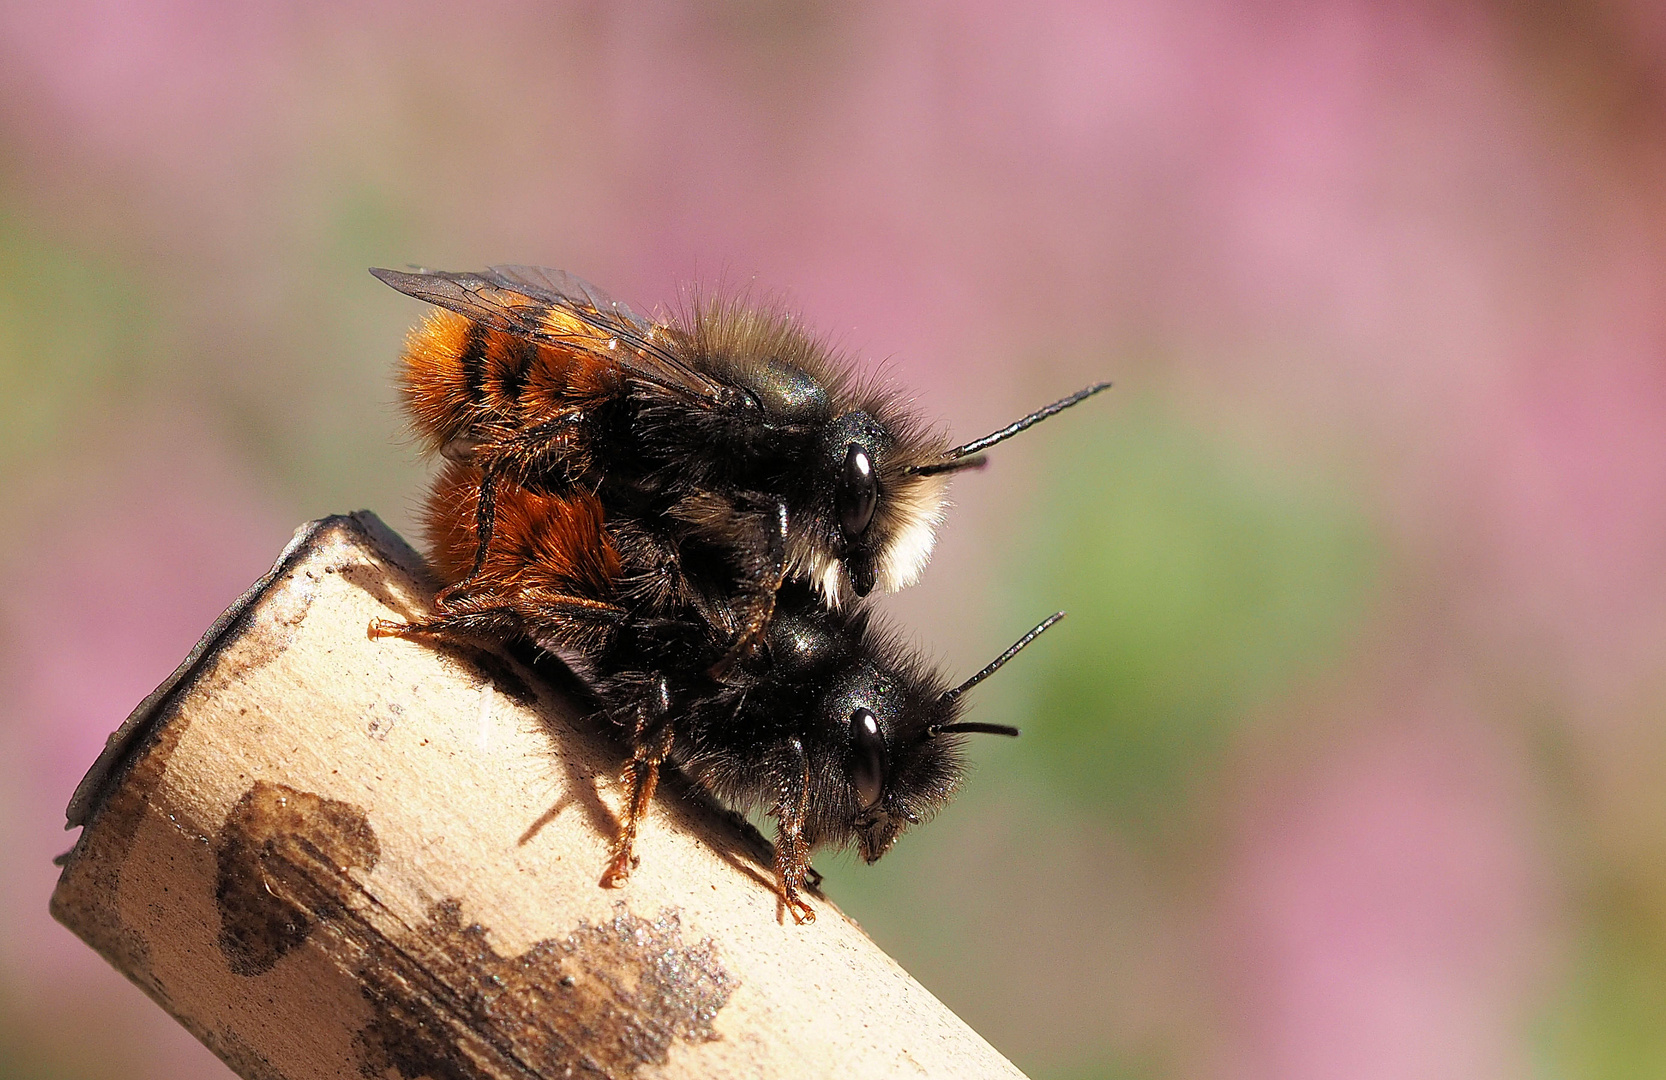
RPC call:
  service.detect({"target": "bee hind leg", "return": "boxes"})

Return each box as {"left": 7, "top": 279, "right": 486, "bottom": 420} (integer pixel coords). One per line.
{"left": 434, "top": 465, "right": 503, "bottom": 604}
{"left": 442, "top": 417, "right": 588, "bottom": 603}
{"left": 367, "top": 597, "right": 524, "bottom": 644}
{"left": 371, "top": 589, "right": 621, "bottom": 647}
{"left": 601, "top": 677, "right": 674, "bottom": 888}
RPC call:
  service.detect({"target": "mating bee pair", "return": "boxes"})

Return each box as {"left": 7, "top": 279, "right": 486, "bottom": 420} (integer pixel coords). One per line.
{"left": 369, "top": 265, "right": 1106, "bottom": 922}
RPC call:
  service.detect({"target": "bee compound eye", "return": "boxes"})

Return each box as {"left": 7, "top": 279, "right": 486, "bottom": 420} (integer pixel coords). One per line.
{"left": 838, "top": 444, "right": 878, "bottom": 539}
{"left": 848, "top": 707, "right": 886, "bottom": 811}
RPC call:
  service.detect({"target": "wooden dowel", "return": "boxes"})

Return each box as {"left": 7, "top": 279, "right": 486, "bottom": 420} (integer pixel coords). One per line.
{"left": 50, "top": 512, "right": 1027, "bottom": 1080}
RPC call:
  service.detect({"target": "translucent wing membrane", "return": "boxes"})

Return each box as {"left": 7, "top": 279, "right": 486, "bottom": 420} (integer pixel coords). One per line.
{"left": 371, "top": 266, "right": 727, "bottom": 406}
{"left": 484, "top": 265, "right": 651, "bottom": 331}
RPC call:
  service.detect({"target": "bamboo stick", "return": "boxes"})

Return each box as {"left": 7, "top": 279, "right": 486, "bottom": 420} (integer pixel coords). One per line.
{"left": 50, "top": 511, "right": 1027, "bottom": 1080}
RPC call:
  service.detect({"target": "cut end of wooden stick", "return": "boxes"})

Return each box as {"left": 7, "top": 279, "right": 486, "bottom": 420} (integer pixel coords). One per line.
{"left": 50, "top": 511, "right": 1027, "bottom": 1080}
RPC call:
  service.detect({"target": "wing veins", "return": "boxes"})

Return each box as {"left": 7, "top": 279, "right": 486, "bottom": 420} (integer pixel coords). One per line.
{"left": 372, "top": 266, "right": 727, "bottom": 407}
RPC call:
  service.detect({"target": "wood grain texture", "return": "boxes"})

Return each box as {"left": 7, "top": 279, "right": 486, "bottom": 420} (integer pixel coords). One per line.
{"left": 50, "top": 512, "right": 1027, "bottom": 1080}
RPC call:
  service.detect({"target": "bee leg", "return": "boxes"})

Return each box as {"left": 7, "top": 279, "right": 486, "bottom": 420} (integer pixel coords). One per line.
{"left": 434, "top": 466, "right": 504, "bottom": 605}
{"left": 710, "top": 498, "right": 789, "bottom": 679}
{"left": 768, "top": 736, "right": 817, "bottom": 924}
{"left": 441, "top": 417, "right": 586, "bottom": 603}
{"left": 493, "top": 414, "right": 587, "bottom": 483}
{"left": 367, "top": 601, "right": 524, "bottom": 645}
{"left": 369, "top": 591, "right": 620, "bottom": 647}
{"left": 463, "top": 466, "right": 502, "bottom": 590}
{"left": 601, "top": 676, "right": 674, "bottom": 888}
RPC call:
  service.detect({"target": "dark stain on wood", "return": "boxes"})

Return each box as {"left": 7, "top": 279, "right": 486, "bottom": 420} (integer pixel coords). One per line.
{"left": 355, "top": 901, "right": 736, "bottom": 1080}
{"left": 49, "top": 700, "right": 196, "bottom": 1002}
{"left": 213, "top": 778, "right": 735, "bottom": 1078}
{"left": 199, "top": 1025, "right": 292, "bottom": 1080}
{"left": 215, "top": 780, "right": 381, "bottom": 976}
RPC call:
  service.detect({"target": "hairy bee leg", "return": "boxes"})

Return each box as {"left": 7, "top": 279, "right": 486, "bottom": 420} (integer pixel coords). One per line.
{"left": 367, "top": 607, "right": 521, "bottom": 646}
{"left": 368, "top": 590, "right": 620, "bottom": 645}
{"left": 441, "top": 416, "right": 586, "bottom": 603}
{"left": 769, "top": 736, "right": 817, "bottom": 924}
{"left": 710, "top": 498, "right": 789, "bottom": 679}
{"left": 774, "top": 831, "right": 815, "bottom": 925}
{"left": 599, "top": 737, "right": 668, "bottom": 886}
{"left": 601, "top": 677, "right": 674, "bottom": 888}
{"left": 438, "top": 465, "right": 501, "bottom": 603}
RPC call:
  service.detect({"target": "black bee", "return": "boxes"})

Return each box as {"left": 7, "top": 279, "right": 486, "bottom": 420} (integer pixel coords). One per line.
{"left": 372, "top": 264, "right": 1105, "bottom": 665}
{"left": 586, "top": 584, "right": 1058, "bottom": 923}
{"left": 371, "top": 462, "right": 1061, "bottom": 922}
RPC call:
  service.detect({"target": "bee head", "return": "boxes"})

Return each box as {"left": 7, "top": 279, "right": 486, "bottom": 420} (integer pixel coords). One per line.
{"left": 801, "top": 383, "right": 1114, "bottom": 608}
{"left": 801, "top": 410, "right": 952, "bottom": 606}
{"left": 815, "top": 655, "right": 958, "bottom": 864}
{"left": 688, "top": 298, "right": 1108, "bottom": 608}
{"left": 808, "top": 610, "right": 1065, "bottom": 863}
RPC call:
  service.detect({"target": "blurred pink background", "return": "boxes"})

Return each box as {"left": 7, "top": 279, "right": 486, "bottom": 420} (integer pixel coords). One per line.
{"left": 4, "top": 3, "right": 1666, "bottom": 1078}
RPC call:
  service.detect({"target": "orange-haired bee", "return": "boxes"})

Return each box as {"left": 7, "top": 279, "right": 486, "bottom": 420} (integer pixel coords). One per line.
{"left": 372, "top": 462, "right": 1060, "bottom": 922}
{"left": 372, "top": 265, "right": 1105, "bottom": 664}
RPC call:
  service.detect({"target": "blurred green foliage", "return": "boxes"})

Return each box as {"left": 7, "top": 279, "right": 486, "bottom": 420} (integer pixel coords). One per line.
{"left": 253, "top": 186, "right": 418, "bottom": 525}
{"left": 0, "top": 189, "right": 421, "bottom": 526}
{"left": 1040, "top": 1062, "right": 1159, "bottom": 1080}
{"left": 1016, "top": 398, "right": 1377, "bottom": 831}
{"left": 1550, "top": 916, "right": 1666, "bottom": 1079}
{"left": 0, "top": 216, "right": 147, "bottom": 463}
{"left": 1541, "top": 809, "right": 1666, "bottom": 1080}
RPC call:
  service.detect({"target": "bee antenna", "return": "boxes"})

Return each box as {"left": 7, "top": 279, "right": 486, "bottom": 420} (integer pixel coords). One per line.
{"left": 908, "top": 454, "right": 989, "bottom": 477}
{"left": 940, "top": 612, "right": 1065, "bottom": 704}
{"left": 910, "top": 382, "right": 1112, "bottom": 473}
{"left": 930, "top": 722, "right": 1022, "bottom": 738}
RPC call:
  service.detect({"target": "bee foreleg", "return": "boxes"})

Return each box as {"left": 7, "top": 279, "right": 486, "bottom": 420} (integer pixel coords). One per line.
{"left": 768, "top": 736, "right": 817, "bottom": 924}
{"left": 709, "top": 496, "right": 789, "bottom": 679}
{"left": 601, "top": 676, "right": 674, "bottom": 888}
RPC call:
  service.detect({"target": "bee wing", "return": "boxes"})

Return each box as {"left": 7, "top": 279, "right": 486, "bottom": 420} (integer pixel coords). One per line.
{"left": 371, "top": 265, "right": 728, "bottom": 406}
{"left": 482, "top": 264, "right": 649, "bottom": 330}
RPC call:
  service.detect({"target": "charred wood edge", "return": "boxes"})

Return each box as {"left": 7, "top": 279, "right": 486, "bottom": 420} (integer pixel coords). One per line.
{"left": 63, "top": 512, "right": 424, "bottom": 834}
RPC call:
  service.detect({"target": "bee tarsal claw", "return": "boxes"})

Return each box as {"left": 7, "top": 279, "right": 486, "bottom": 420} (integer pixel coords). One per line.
{"left": 783, "top": 895, "right": 816, "bottom": 924}
{"left": 367, "top": 618, "right": 407, "bottom": 640}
